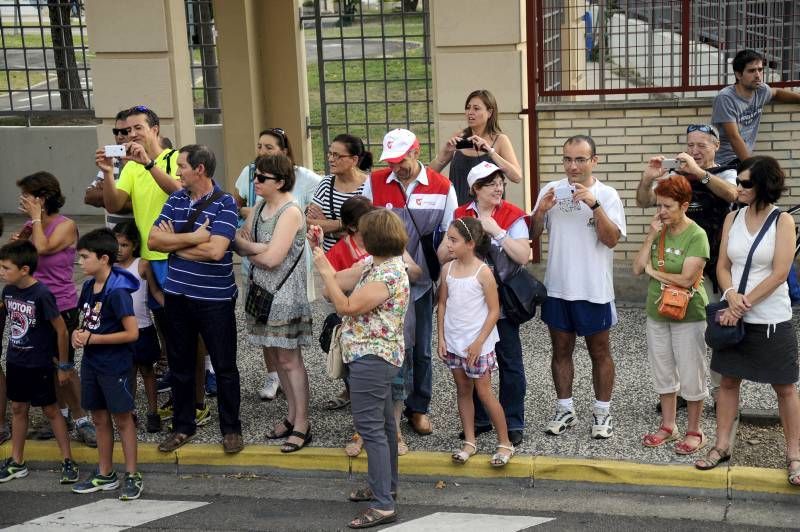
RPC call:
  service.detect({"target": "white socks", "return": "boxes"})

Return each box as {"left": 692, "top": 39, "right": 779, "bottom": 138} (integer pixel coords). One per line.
{"left": 557, "top": 398, "right": 573, "bottom": 411}
{"left": 594, "top": 400, "right": 611, "bottom": 412}
{"left": 205, "top": 355, "right": 215, "bottom": 374}
{"left": 556, "top": 398, "right": 611, "bottom": 412}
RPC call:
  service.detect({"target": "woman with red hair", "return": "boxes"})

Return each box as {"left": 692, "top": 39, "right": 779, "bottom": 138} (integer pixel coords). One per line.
{"left": 633, "top": 173, "right": 710, "bottom": 456}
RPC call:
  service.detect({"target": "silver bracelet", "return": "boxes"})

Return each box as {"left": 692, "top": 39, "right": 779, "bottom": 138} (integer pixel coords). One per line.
{"left": 721, "top": 287, "right": 735, "bottom": 300}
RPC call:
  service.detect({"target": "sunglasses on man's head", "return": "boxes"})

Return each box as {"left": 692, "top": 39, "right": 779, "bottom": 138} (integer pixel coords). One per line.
{"left": 254, "top": 173, "right": 283, "bottom": 183}
{"left": 112, "top": 127, "right": 131, "bottom": 136}
{"left": 130, "top": 105, "right": 150, "bottom": 113}
{"left": 687, "top": 124, "right": 719, "bottom": 139}
{"left": 736, "top": 178, "right": 755, "bottom": 188}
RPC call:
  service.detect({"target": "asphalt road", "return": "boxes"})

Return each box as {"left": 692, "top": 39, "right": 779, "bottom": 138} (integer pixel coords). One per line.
{"left": 0, "top": 468, "right": 797, "bottom": 531}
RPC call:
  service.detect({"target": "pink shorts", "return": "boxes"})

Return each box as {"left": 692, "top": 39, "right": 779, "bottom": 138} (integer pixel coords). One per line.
{"left": 443, "top": 351, "right": 497, "bottom": 379}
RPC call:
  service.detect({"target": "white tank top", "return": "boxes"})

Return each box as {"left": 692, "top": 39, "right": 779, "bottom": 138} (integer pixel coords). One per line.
{"left": 123, "top": 258, "right": 152, "bottom": 329}
{"left": 443, "top": 261, "right": 500, "bottom": 358}
{"left": 727, "top": 206, "right": 791, "bottom": 324}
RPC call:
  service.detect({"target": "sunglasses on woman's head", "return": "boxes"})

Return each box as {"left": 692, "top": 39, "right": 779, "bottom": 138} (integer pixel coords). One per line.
{"left": 254, "top": 173, "right": 282, "bottom": 183}
{"left": 736, "top": 178, "right": 755, "bottom": 188}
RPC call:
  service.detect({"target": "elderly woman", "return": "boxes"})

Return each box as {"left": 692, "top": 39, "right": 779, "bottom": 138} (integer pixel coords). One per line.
{"left": 429, "top": 89, "right": 522, "bottom": 205}
{"left": 13, "top": 172, "right": 96, "bottom": 446}
{"left": 235, "top": 154, "right": 313, "bottom": 453}
{"left": 453, "top": 161, "right": 531, "bottom": 446}
{"left": 695, "top": 156, "right": 800, "bottom": 486}
{"left": 314, "top": 208, "right": 410, "bottom": 529}
{"left": 633, "top": 174, "right": 710, "bottom": 455}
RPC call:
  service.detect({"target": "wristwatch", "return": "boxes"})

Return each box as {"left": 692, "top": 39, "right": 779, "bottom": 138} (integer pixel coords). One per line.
{"left": 701, "top": 172, "right": 711, "bottom": 185}
{"left": 590, "top": 200, "right": 601, "bottom": 210}
{"left": 144, "top": 159, "right": 156, "bottom": 171}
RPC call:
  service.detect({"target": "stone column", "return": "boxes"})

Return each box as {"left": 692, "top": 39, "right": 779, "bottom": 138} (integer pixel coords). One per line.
{"left": 85, "top": 0, "right": 195, "bottom": 151}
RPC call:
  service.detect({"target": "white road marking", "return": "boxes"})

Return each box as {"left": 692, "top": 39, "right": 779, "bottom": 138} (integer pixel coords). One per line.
{"left": 383, "top": 511, "right": 554, "bottom": 531}
{"left": 4, "top": 499, "right": 208, "bottom": 531}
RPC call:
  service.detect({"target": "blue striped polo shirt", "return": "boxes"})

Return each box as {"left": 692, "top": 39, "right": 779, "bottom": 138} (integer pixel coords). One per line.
{"left": 154, "top": 182, "right": 238, "bottom": 301}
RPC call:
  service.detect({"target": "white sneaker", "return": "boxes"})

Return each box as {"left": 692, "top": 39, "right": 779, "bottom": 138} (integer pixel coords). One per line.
{"left": 544, "top": 406, "right": 576, "bottom": 435}
{"left": 257, "top": 373, "right": 280, "bottom": 401}
{"left": 591, "top": 407, "right": 613, "bottom": 439}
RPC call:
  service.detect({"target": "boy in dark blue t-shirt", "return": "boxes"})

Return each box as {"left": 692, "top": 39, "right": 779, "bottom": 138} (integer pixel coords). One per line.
{"left": 69, "top": 229, "right": 142, "bottom": 500}
{"left": 0, "top": 241, "right": 79, "bottom": 484}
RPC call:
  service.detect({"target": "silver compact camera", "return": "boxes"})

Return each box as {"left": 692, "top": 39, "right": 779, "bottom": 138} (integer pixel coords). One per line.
{"left": 104, "top": 144, "right": 126, "bottom": 158}
{"left": 554, "top": 184, "right": 575, "bottom": 201}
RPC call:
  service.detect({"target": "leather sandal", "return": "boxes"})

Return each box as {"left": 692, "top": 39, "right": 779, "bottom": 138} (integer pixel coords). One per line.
{"left": 281, "top": 428, "right": 312, "bottom": 453}
{"left": 345, "top": 433, "right": 363, "bottom": 457}
{"left": 787, "top": 457, "right": 800, "bottom": 486}
{"left": 490, "top": 444, "right": 514, "bottom": 467}
{"left": 675, "top": 431, "right": 707, "bottom": 455}
{"left": 642, "top": 425, "right": 679, "bottom": 448}
{"left": 265, "top": 418, "right": 293, "bottom": 440}
{"left": 348, "top": 507, "right": 397, "bottom": 529}
{"left": 157, "top": 431, "right": 193, "bottom": 453}
{"left": 694, "top": 447, "right": 731, "bottom": 470}
{"left": 451, "top": 441, "right": 477, "bottom": 464}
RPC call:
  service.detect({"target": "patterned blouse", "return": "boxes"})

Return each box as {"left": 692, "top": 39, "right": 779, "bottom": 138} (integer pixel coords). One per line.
{"left": 340, "top": 255, "right": 410, "bottom": 367}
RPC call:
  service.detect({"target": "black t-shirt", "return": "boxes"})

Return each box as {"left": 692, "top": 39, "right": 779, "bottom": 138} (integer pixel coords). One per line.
{"left": 78, "top": 282, "right": 135, "bottom": 375}
{"left": 3, "top": 282, "right": 60, "bottom": 368}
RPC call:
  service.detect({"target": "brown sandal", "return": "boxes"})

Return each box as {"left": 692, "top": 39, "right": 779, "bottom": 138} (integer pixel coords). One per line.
{"left": 157, "top": 431, "right": 194, "bottom": 453}
{"left": 348, "top": 487, "right": 397, "bottom": 502}
{"left": 348, "top": 507, "right": 397, "bottom": 529}
{"left": 694, "top": 447, "right": 731, "bottom": 470}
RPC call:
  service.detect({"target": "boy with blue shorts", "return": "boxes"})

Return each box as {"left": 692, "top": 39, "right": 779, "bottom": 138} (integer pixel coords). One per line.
{"left": 69, "top": 229, "right": 142, "bottom": 500}
{"left": 531, "top": 135, "right": 626, "bottom": 439}
{"left": 0, "top": 241, "right": 79, "bottom": 484}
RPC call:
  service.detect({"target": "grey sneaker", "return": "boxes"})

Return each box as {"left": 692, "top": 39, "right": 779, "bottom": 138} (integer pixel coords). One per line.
{"left": 119, "top": 472, "right": 143, "bottom": 501}
{"left": 75, "top": 419, "right": 97, "bottom": 448}
{"left": 0, "top": 458, "right": 28, "bottom": 483}
{"left": 72, "top": 469, "right": 119, "bottom": 493}
{"left": 544, "top": 406, "right": 577, "bottom": 435}
{"left": 591, "top": 407, "right": 614, "bottom": 439}
{"left": 60, "top": 458, "right": 79, "bottom": 484}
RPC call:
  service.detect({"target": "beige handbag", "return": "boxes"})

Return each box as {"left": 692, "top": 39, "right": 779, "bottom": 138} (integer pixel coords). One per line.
{"left": 326, "top": 324, "right": 344, "bottom": 379}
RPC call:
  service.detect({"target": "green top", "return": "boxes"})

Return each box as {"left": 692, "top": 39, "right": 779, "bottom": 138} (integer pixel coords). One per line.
{"left": 646, "top": 221, "right": 710, "bottom": 322}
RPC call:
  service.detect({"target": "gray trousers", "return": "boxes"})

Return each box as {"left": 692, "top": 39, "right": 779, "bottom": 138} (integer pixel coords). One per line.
{"left": 349, "top": 355, "right": 400, "bottom": 511}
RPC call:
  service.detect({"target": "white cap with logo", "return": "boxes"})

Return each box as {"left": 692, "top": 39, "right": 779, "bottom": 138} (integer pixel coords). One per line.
{"left": 467, "top": 161, "right": 503, "bottom": 188}
{"left": 379, "top": 128, "right": 419, "bottom": 163}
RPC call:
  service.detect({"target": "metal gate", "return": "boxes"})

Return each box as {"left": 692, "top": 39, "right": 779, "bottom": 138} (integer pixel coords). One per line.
{"left": 300, "top": 0, "right": 433, "bottom": 173}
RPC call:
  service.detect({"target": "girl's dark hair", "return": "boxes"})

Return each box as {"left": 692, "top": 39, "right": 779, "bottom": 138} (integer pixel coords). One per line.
{"left": 255, "top": 153, "right": 296, "bottom": 192}
{"left": 77, "top": 228, "right": 119, "bottom": 266}
{"left": 461, "top": 89, "right": 501, "bottom": 139}
{"left": 340, "top": 196, "right": 376, "bottom": 235}
{"left": 332, "top": 133, "right": 373, "bottom": 171}
{"left": 112, "top": 221, "right": 141, "bottom": 258}
{"left": 737, "top": 156, "right": 787, "bottom": 211}
{"left": 259, "top": 128, "right": 295, "bottom": 162}
{"left": 451, "top": 217, "right": 491, "bottom": 258}
{"left": 16, "top": 171, "right": 66, "bottom": 214}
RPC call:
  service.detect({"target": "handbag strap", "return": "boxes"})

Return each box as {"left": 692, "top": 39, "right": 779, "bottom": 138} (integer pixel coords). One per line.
{"left": 328, "top": 175, "right": 336, "bottom": 220}
{"left": 184, "top": 188, "right": 225, "bottom": 232}
{"left": 737, "top": 207, "right": 781, "bottom": 294}
{"left": 656, "top": 228, "right": 703, "bottom": 292}
{"left": 248, "top": 201, "right": 305, "bottom": 290}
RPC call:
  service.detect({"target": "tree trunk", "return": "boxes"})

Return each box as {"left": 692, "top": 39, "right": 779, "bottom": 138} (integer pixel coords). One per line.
{"left": 192, "top": 0, "right": 220, "bottom": 124}
{"left": 47, "top": 1, "right": 86, "bottom": 110}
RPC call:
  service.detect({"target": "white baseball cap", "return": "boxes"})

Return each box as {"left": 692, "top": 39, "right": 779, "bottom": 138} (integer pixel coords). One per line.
{"left": 380, "top": 128, "right": 419, "bottom": 163}
{"left": 467, "top": 161, "right": 503, "bottom": 188}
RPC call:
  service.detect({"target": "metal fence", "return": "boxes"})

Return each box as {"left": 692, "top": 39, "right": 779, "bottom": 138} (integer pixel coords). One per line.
{"left": 0, "top": 0, "right": 92, "bottom": 115}
{"left": 185, "top": 0, "right": 220, "bottom": 124}
{"left": 301, "top": 0, "right": 433, "bottom": 173}
{"left": 533, "top": 0, "right": 800, "bottom": 102}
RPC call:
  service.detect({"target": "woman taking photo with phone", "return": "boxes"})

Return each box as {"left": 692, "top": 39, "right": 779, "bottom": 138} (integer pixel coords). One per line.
{"left": 429, "top": 89, "right": 522, "bottom": 204}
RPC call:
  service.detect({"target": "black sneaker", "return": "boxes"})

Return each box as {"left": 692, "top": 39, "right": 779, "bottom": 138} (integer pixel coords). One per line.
{"left": 0, "top": 458, "right": 28, "bottom": 483}
{"left": 72, "top": 470, "right": 119, "bottom": 493}
{"left": 509, "top": 430, "right": 524, "bottom": 446}
{"left": 157, "top": 373, "right": 172, "bottom": 394}
{"left": 60, "top": 458, "right": 79, "bottom": 484}
{"left": 119, "top": 472, "right": 143, "bottom": 501}
{"left": 146, "top": 413, "right": 162, "bottom": 433}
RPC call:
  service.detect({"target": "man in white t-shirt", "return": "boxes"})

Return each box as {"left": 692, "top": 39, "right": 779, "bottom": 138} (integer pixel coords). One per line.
{"left": 531, "top": 135, "right": 626, "bottom": 440}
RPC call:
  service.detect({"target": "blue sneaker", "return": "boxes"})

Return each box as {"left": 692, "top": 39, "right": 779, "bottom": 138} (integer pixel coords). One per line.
{"left": 60, "top": 458, "right": 79, "bottom": 484}
{"left": 119, "top": 472, "right": 143, "bottom": 501}
{"left": 72, "top": 469, "right": 119, "bottom": 493}
{"left": 205, "top": 370, "right": 217, "bottom": 397}
{"left": 0, "top": 458, "right": 28, "bottom": 482}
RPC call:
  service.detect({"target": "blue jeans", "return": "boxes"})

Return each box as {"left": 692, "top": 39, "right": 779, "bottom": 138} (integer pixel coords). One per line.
{"left": 474, "top": 319, "right": 526, "bottom": 431}
{"left": 404, "top": 288, "right": 433, "bottom": 415}
{"left": 164, "top": 294, "right": 241, "bottom": 436}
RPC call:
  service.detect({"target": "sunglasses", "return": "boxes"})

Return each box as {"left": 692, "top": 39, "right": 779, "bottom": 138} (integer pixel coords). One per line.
{"left": 687, "top": 124, "right": 719, "bottom": 139}
{"left": 736, "top": 178, "right": 755, "bottom": 189}
{"left": 112, "top": 127, "right": 131, "bottom": 136}
{"left": 267, "top": 127, "right": 287, "bottom": 143}
{"left": 130, "top": 105, "right": 150, "bottom": 113}
{"left": 253, "top": 173, "right": 283, "bottom": 183}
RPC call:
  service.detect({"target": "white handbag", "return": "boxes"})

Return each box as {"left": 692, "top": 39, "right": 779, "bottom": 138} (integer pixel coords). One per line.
{"left": 326, "top": 324, "right": 344, "bottom": 379}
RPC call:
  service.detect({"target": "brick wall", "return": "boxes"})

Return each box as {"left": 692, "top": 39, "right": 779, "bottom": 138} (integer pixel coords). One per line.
{"left": 535, "top": 99, "right": 800, "bottom": 264}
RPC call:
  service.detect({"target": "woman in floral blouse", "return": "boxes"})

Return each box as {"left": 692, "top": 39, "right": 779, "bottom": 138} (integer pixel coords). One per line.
{"left": 313, "top": 208, "right": 410, "bottom": 529}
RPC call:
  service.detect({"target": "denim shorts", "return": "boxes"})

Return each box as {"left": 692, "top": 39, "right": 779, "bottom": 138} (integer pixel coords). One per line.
{"left": 81, "top": 364, "right": 135, "bottom": 414}
{"left": 541, "top": 297, "right": 617, "bottom": 337}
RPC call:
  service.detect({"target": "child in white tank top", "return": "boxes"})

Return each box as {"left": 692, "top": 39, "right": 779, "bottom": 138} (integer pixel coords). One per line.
{"left": 437, "top": 217, "right": 513, "bottom": 467}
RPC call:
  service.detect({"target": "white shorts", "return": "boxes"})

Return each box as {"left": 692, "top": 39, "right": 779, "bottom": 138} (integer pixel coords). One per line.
{"left": 646, "top": 317, "right": 709, "bottom": 401}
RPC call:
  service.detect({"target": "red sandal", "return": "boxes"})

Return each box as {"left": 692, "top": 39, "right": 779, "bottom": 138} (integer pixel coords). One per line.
{"left": 642, "top": 425, "right": 678, "bottom": 447}
{"left": 675, "top": 431, "right": 707, "bottom": 455}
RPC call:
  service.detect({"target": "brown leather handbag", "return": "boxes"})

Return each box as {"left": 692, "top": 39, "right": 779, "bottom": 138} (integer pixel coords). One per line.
{"left": 655, "top": 229, "right": 701, "bottom": 321}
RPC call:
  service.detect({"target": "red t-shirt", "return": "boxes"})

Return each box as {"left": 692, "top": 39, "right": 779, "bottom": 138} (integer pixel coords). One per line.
{"left": 326, "top": 235, "right": 370, "bottom": 272}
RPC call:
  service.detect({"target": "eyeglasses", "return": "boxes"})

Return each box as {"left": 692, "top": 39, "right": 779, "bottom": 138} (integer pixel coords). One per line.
{"left": 327, "top": 151, "right": 355, "bottom": 161}
{"left": 112, "top": 127, "right": 131, "bottom": 136}
{"left": 687, "top": 124, "right": 719, "bottom": 139}
{"left": 254, "top": 173, "right": 283, "bottom": 183}
{"left": 480, "top": 180, "right": 505, "bottom": 189}
{"left": 562, "top": 157, "right": 592, "bottom": 165}
{"left": 736, "top": 178, "right": 755, "bottom": 189}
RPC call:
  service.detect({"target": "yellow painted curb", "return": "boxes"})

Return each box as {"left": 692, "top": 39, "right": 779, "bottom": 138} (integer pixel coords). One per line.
{"left": 0, "top": 440, "right": 175, "bottom": 465}
{"left": 353, "top": 450, "right": 533, "bottom": 479}
{"left": 176, "top": 444, "right": 350, "bottom": 472}
{"left": 533, "top": 456, "right": 729, "bottom": 491}
{"left": 730, "top": 466, "right": 800, "bottom": 495}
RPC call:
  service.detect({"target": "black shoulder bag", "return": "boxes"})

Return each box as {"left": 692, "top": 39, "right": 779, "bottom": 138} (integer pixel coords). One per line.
{"left": 244, "top": 202, "right": 305, "bottom": 324}
{"left": 394, "top": 182, "right": 441, "bottom": 281}
{"left": 182, "top": 189, "right": 225, "bottom": 233}
{"left": 705, "top": 208, "right": 780, "bottom": 350}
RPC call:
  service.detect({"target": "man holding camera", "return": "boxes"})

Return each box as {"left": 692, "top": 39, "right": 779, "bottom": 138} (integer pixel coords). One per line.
{"left": 530, "top": 134, "right": 626, "bottom": 440}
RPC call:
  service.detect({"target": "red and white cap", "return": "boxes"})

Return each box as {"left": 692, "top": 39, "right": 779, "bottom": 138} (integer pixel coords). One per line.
{"left": 380, "top": 128, "right": 419, "bottom": 163}
{"left": 467, "top": 161, "right": 503, "bottom": 188}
